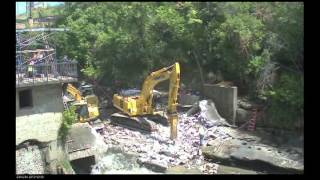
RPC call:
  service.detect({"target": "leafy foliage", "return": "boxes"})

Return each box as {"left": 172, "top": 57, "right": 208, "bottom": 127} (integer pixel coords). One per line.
{"left": 58, "top": 106, "right": 77, "bottom": 141}
{"left": 51, "top": 2, "right": 303, "bottom": 129}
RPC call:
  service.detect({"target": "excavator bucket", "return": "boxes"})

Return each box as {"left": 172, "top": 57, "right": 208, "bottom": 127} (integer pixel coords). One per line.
{"left": 168, "top": 113, "right": 178, "bottom": 140}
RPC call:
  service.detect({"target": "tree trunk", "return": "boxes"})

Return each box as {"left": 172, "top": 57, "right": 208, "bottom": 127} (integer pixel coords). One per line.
{"left": 192, "top": 51, "right": 205, "bottom": 93}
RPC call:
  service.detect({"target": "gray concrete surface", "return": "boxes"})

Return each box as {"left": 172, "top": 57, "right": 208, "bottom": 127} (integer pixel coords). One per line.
{"left": 66, "top": 123, "right": 96, "bottom": 161}
{"left": 202, "top": 126, "right": 304, "bottom": 173}
{"left": 16, "top": 84, "right": 64, "bottom": 145}
{"left": 203, "top": 84, "right": 237, "bottom": 125}
{"left": 179, "top": 94, "right": 200, "bottom": 107}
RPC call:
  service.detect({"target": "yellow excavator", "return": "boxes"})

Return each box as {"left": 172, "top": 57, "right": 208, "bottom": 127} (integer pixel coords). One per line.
{"left": 112, "top": 62, "right": 180, "bottom": 139}
{"left": 65, "top": 83, "right": 100, "bottom": 123}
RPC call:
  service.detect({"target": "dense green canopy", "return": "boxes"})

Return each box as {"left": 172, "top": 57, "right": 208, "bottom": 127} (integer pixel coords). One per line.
{"left": 49, "top": 2, "right": 303, "bottom": 130}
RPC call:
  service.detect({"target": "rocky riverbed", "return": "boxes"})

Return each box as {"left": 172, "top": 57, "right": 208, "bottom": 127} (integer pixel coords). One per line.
{"left": 92, "top": 113, "right": 218, "bottom": 174}
{"left": 16, "top": 145, "right": 45, "bottom": 174}
{"left": 92, "top": 99, "right": 303, "bottom": 174}
{"left": 16, "top": 98, "right": 303, "bottom": 174}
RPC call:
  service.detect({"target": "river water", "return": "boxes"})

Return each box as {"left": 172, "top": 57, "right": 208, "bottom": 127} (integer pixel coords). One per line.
{"left": 82, "top": 126, "right": 158, "bottom": 174}
{"left": 91, "top": 148, "right": 158, "bottom": 174}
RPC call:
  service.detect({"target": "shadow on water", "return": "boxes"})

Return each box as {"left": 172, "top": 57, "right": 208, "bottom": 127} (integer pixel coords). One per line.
{"left": 231, "top": 159, "right": 302, "bottom": 174}
{"left": 70, "top": 156, "right": 96, "bottom": 174}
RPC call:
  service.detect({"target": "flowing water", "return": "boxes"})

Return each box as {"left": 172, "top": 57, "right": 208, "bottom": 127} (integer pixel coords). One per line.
{"left": 85, "top": 126, "right": 157, "bottom": 174}
{"left": 91, "top": 148, "right": 157, "bottom": 174}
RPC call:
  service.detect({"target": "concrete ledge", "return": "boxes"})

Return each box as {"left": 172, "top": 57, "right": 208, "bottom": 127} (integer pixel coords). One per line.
{"left": 16, "top": 113, "right": 62, "bottom": 145}
{"left": 16, "top": 77, "right": 77, "bottom": 88}
{"left": 66, "top": 123, "right": 96, "bottom": 161}
{"left": 203, "top": 84, "right": 237, "bottom": 125}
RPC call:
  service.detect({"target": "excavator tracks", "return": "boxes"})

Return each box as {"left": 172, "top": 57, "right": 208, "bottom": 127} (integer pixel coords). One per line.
{"left": 110, "top": 113, "right": 158, "bottom": 133}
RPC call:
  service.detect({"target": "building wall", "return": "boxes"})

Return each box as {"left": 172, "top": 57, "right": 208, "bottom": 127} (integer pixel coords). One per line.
{"left": 16, "top": 84, "right": 64, "bottom": 145}
{"left": 203, "top": 84, "right": 238, "bottom": 125}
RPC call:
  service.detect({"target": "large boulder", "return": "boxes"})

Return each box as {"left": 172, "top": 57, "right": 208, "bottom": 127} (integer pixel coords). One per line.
{"left": 202, "top": 131, "right": 304, "bottom": 174}
{"left": 202, "top": 126, "right": 303, "bottom": 173}
{"left": 238, "top": 99, "right": 256, "bottom": 110}
{"left": 236, "top": 108, "right": 252, "bottom": 125}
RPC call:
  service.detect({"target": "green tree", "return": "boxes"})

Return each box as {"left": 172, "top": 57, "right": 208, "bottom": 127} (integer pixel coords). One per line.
{"left": 51, "top": 2, "right": 303, "bottom": 130}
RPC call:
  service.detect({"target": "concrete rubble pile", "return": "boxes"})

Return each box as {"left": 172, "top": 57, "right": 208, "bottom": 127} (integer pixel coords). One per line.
{"left": 93, "top": 105, "right": 221, "bottom": 174}
{"left": 90, "top": 96, "right": 240, "bottom": 174}
{"left": 91, "top": 97, "right": 303, "bottom": 174}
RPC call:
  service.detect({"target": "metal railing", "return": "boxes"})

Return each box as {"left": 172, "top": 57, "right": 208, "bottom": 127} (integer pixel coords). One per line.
{"left": 16, "top": 62, "right": 78, "bottom": 87}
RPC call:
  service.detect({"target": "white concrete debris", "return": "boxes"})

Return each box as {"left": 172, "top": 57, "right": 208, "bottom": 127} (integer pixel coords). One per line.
{"left": 198, "top": 100, "right": 232, "bottom": 127}
{"left": 202, "top": 162, "right": 219, "bottom": 174}
{"left": 90, "top": 101, "right": 229, "bottom": 173}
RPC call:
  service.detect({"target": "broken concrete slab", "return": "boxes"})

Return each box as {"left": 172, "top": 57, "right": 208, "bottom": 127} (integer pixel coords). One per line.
{"left": 198, "top": 100, "right": 234, "bottom": 128}
{"left": 66, "top": 123, "right": 97, "bottom": 161}
{"left": 202, "top": 136, "right": 304, "bottom": 173}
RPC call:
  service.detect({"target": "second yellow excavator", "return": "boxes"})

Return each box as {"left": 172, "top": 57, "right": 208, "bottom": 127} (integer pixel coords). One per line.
{"left": 112, "top": 62, "right": 181, "bottom": 139}
{"left": 65, "top": 83, "right": 100, "bottom": 123}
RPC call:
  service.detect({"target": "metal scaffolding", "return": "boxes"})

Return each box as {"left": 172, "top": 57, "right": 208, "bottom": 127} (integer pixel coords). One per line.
{"left": 16, "top": 27, "right": 78, "bottom": 87}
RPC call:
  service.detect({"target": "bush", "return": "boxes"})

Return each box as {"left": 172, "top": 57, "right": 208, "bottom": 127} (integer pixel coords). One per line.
{"left": 58, "top": 106, "right": 77, "bottom": 141}
{"left": 264, "top": 73, "right": 304, "bottom": 129}
{"left": 51, "top": 2, "right": 303, "bottom": 130}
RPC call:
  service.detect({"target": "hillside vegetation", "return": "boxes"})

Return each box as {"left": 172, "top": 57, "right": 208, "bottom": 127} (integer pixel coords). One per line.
{"left": 49, "top": 2, "right": 303, "bottom": 130}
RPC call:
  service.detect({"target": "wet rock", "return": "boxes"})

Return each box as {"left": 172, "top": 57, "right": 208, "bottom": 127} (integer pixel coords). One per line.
{"left": 137, "top": 158, "right": 168, "bottom": 173}
{"left": 202, "top": 136, "right": 304, "bottom": 173}
{"left": 236, "top": 108, "right": 252, "bottom": 124}
{"left": 166, "top": 166, "right": 202, "bottom": 174}
{"left": 238, "top": 99, "right": 255, "bottom": 110}
{"left": 217, "top": 165, "right": 258, "bottom": 174}
{"left": 186, "top": 102, "right": 200, "bottom": 117}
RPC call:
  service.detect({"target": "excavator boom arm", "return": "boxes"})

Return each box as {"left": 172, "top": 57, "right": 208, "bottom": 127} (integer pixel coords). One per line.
{"left": 139, "top": 63, "right": 180, "bottom": 111}
{"left": 67, "top": 83, "right": 83, "bottom": 101}
{"left": 140, "top": 62, "right": 180, "bottom": 139}
{"left": 112, "top": 62, "right": 181, "bottom": 139}
{"left": 167, "top": 63, "right": 180, "bottom": 113}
